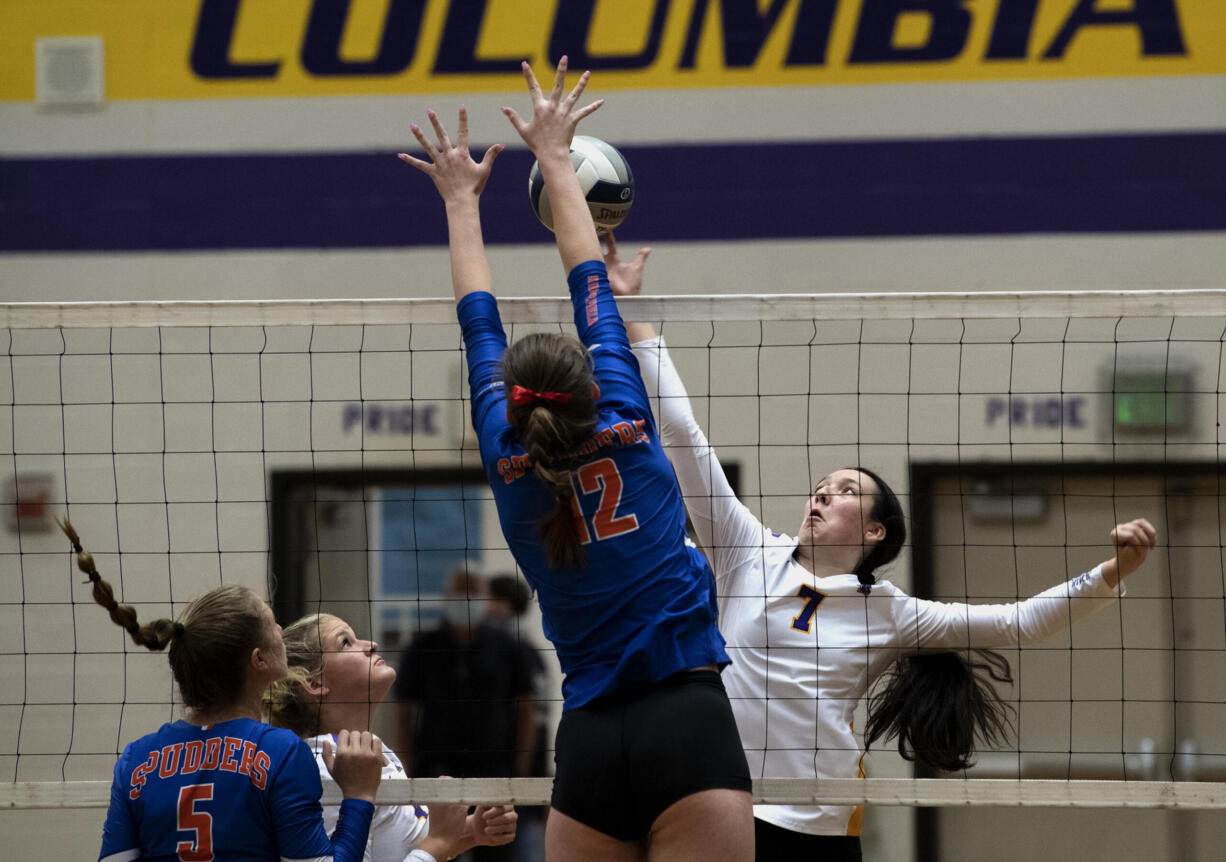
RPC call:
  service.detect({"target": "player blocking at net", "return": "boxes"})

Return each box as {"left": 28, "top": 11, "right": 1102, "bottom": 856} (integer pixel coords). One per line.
{"left": 397, "top": 58, "right": 754, "bottom": 862}
{"left": 604, "top": 248, "right": 1159, "bottom": 862}
{"left": 59, "top": 521, "right": 386, "bottom": 862}
{"left": 266, "top": 612, "right": 519, "bottom": 862}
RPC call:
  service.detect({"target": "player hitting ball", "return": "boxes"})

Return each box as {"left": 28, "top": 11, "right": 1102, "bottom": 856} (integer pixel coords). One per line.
{"left": 397, "top": 57, "right": 754, "bottom": 862}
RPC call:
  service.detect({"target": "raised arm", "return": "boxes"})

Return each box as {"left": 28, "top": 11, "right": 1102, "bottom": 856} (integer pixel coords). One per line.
{"left": 898, "top": 518, "right": 1158, "bottom": 650}
{"left": 399, "top": 106, "right": 503, "bottom": 303}
{"left": 606, "top": 243, "right": 769, "bottom": 579}
{"left": 503, "top": 57, "right": 604, "bottom": 273}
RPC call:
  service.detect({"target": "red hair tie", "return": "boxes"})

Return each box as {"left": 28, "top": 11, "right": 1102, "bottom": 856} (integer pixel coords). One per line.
{"left": 509, "top": 385, "right": 573, "bottom": 406}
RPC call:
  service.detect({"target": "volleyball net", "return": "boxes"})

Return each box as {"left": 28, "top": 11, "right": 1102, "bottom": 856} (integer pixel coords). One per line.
{"left": 2, "top": 291, "right": 1225, "bottom": 812}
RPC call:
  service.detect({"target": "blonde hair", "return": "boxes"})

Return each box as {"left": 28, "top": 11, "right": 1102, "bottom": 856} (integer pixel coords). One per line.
{"left": 60, "top": 519, "right": 269, "bottom": 714}
{"left": 264, "top": 613, "right": 341, "bottom": 737}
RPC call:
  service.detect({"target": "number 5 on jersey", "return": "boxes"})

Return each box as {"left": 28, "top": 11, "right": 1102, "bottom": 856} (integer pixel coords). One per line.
{"left": 177, "top": 784, "right": 215, "bottom": 862}
{"left": 569, "top": 458, "right": 639, "bottom": 543}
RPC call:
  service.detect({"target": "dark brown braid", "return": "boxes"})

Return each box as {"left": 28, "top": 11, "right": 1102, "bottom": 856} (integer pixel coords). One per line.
{"left": 58, "top": 518, "right": 178, "bottom": 651}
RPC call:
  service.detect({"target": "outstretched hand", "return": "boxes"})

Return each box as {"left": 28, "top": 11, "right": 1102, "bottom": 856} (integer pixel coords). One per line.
{"left": 1101, "top": 517, "right": 1158, "bottom": 587}
{"left": 502, "top": 56, "right": 603, "bottom": 159}
{"left": 398, "top": 106, "right": 503, "bottom": 205}
{"left": 604, "top": 232, "right": 652, "bottom": 298}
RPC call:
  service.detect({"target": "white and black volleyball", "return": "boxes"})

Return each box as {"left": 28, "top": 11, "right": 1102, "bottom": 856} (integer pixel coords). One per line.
{"left": 528, "top": 135, "right": 634, "bottom": 234}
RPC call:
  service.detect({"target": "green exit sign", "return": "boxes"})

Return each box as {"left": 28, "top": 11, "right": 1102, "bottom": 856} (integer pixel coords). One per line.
{"left": 1113, "top": 371, "right": 1191, "bottom": 434}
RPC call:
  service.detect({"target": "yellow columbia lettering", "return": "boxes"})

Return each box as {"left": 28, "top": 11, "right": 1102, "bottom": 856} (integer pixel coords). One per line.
{"left": 2, "top": 1, "right": 1221, "bottom": 102}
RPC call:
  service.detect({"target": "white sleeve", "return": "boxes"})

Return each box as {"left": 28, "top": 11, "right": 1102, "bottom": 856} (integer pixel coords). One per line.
{"left": 892, "top": 564, "right": 1125, "bottom": 651}
{"left": 370, "top": 802, "right": 429, "bottom": 862}
{"left": 370, "top": 750, "right": 429, "bottom": 862}
{"left": 313, "top": 738, "right": 428, "bottom": 862}
{"left": 633, "top": 336, "right": 773, "bottom": 589}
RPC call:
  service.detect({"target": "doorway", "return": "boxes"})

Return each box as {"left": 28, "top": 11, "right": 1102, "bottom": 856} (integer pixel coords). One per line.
{"left": 909, "top": 461, "right": 1226, "bottom": 861}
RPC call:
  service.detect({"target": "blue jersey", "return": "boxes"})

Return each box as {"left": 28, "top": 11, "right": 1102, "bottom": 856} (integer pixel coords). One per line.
{"left": 99, "top": 717, "right": 373, "bottom": 862}
{"left": 456, "top": 259, "right": 729, "bottom": 710}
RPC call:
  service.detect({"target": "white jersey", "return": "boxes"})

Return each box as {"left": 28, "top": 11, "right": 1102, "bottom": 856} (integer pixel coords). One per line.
{"left": 633, "top": 337, "right": 1125, "bottom": 837}
{"left": 307, "top": 734, "right": 431, "bottom": 862}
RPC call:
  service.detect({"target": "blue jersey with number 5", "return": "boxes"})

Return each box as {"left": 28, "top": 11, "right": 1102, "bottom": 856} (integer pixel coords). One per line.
{"left": 457, "top": 259, "right": 728, "bottom": 710}
{"left": 99, "top": 717, "right": 372, "bottom": 862}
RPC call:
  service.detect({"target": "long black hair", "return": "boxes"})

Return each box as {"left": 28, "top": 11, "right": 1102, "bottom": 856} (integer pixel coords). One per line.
{"left": 847, "top": 468, "right": 1015, "bottom": 772}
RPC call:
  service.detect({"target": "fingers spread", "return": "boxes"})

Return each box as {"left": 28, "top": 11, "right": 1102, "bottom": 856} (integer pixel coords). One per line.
{"left": 480, "top": 143, "right": 504, "bottom": 168}
{"left": 521, "top": 60, "right": 542, "bottom": 99}
{"left": 410, "top": 124, "right": 438, "bottom": 159}
{"left": 573, "top": 98, "right": 604, "bottom": 123}
{"left": 564, "top": 69, "right": 590, "bottom": 107}
{"left": 427, "top": 110, "right": 452, "bottom": 150}
{"left": 550, "top": 55, "right": 569, "bottom": 102}
{"left": 397, "top": 153, "right": 432, "bottom": 173}
{"left": 502, "top": 106, "right": 526, "bottom": 134}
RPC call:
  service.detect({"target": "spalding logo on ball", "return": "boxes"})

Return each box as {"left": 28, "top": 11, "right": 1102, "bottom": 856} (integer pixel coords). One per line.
{"left": 529, "top": 135, "right": 634, "bottom": 234}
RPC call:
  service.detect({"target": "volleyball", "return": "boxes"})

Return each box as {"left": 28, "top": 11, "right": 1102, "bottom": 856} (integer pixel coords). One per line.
{"left": 529, "top": 135, "right": 634, "bottom": 233}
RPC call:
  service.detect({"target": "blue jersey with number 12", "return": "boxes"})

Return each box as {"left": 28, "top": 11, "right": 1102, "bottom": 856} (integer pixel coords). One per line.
{"left": 456, "top": 258, "right": 729, "bottom": 711}
{"left": 99, "top": 717, "right": 372, "bottom": 862}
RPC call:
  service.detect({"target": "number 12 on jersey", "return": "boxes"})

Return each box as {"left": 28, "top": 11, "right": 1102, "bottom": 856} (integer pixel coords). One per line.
{"left": 569, "top": 458, "right": 640, "bottom": 543}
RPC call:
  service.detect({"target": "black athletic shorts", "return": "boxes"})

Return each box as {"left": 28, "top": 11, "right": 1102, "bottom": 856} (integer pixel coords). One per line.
{"left": 754, "top": 817, "right": 863, "bottom": 861}
{"left": 551, "top": 669, "right": 752, "bottom": 841}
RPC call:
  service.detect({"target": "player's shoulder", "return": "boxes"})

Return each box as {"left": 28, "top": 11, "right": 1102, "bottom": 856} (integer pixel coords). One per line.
{"left": 847, "top": 578, "right": 910, "bottom": 605}
{"left": 244, "top": 720, "right": 311, "bottom": 757}
{"left": 380, "top": 744, "right": 407, "bottom": 778}
{"left": 764, "top": 527, "right": 799, "bottom": 551}
{"left": 868, "top": 578, "right": 906, "bottom": 596}
{"left": 120, "top": 721, "right": 181, "bottom": 758}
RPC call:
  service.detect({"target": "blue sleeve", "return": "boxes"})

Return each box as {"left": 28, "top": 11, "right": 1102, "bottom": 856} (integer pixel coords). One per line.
{"left": 270, "top": 736, "right": 374, "bottom": 862}
{"left": 567, "top": 259, "right": 652, "bottom": 418}
{"left": 330, "top": 799, "right": 377, "bottom": 862}
{"left": 98, "top": 754, "right": 138, "bottom": 862}
{"left": 456, "top": 291, "right": 511, "bottom": 456}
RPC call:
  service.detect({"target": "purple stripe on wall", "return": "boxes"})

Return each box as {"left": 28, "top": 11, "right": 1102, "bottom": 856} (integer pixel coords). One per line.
{"left": 2, "top": 133, "right": 1224, "bottom": 252}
